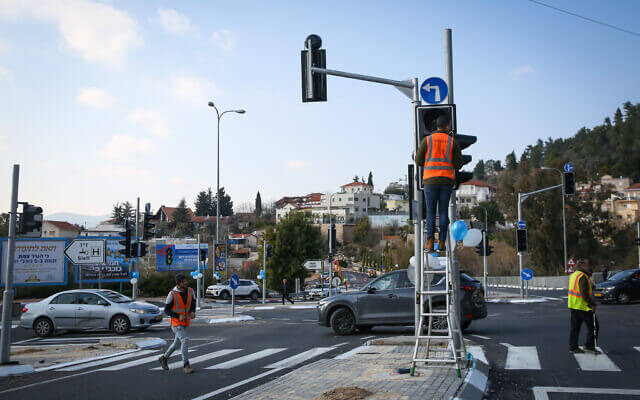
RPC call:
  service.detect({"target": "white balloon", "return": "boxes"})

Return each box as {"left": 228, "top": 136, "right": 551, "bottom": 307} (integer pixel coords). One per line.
{"left": 407, "top": 264, "right": 415, "bottom": 285}
{"left": 409, "top": 256, "right": 416, "bottom": 267}
{"left": 130, "top": 278, "right": 138, "bottom": 285}
{"left": 197, "top": 273, "right": 203, "bottom": 279}
{"left": 462, "top": 228, "right": 483, "bottom": 247}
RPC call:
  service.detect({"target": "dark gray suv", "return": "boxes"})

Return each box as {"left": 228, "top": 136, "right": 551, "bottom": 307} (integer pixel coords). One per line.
{"left": 317, "top": 269, "right": 487, "bottom": 335}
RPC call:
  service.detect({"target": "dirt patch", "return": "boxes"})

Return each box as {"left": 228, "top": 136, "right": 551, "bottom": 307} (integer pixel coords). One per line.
{"left": 316, "top": 386, "right": 373, "bottom": 400}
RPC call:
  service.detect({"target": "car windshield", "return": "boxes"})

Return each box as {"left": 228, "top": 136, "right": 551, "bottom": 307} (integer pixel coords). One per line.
{"left": 98, "top": 290, "right": 131, "bottom": 303}
{"left": 607, "top": 270, "right": 634, "bottom": 281}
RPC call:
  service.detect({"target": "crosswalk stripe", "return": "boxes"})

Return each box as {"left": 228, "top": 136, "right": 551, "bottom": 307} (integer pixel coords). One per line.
{"left": 58, "top": 350, "right": 157, "bottom": 371}
{"left": 634, "top": 347, "right": 640, "bottom": 354}
{"left": 264, "top": 347, "right": 334, "bottom": 369}
{"left": 468, "top": 346, "right": 488, "bottom": 365}
{"left": 573, "top": 347, "right": 620, "bottom": 371}
{"left": 100, "top": 348, "right": 196, "bottom": 371}
{"left": 503, "top": 344, "right": 541, "bottom": 370}
{"left": 205, "top": 348, "right": 286, "bottom": 369}
{"left": 154, "top": 349, "right": 241, "bottom": 370}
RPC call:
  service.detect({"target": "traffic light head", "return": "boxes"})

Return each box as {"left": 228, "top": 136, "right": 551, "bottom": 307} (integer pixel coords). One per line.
{"left": 564, "top": 171, "right": 575, "bottom": 195}
{"left": 266, "top": 244, "right": 273, "bottom": 258}
{"left": 199, "top": 248, "right": 207, "bottom": 262}
{"left": 453, "top": 134, "right": 477, "bottom": 186}
{"left": 416, "top": 104, "right": 456, "bottom": 141}
{"left": 19, "top": 203, "right": 43, "bottom": 237}
{"left": 118, "top": 220, "right": 133, "bottom": 258}
{"left": 301, "top": 34, "right": 327, "bottom": 103}
{"left": 143, "top": 211, "right": 155, "bottom": 240}
{"left": 139, "top": 243, "right": 148, "bottom": 257}
{"left": 516, "top": 229, "right": 528, "bottom": 253}
{"left": 166, "top": 247, "right": 173, "bottom": 265}
{"left": 475, "top": 242, "right": 485, "bottom": 256}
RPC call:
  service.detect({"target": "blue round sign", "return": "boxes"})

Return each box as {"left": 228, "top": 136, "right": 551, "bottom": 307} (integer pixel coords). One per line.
{"left": 521, "top": 268, "right": 534, "bottom": 281}
{"left": 517, "top": 220, "right": 526, "bottom": 229}
{"left": 130, "top": 271, "right": 139, "bottom": 279}
{"left": 230, "top": 273, "right": 240, "bottom": 290}
{"left": 564, "top": 163, "right": 573, "bottom": 173}
{"left": 420, "top": 77, "right": 448, "bottom": 104}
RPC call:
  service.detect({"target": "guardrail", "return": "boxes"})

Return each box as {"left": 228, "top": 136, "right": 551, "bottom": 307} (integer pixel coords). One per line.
{"left": 477, "top": 273, "right": 604, "bottom": 292}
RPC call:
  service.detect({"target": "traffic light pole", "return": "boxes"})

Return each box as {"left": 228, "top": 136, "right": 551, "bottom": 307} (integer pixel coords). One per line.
{"left": 0, "top": 165, "right": 19, "bottom": 364}
{"left": 262, "top": 239, "right": 267, "bottom": 305}
{"left": 133, "top": 198, "right": 140, "bottom": 300}
{"left": 637, "top": 221, "right": 640, "bottom": 269}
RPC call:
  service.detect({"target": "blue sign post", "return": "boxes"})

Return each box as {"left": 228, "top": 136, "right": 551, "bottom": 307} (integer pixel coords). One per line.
{"left": 521, "top": 268, "right": 533, "bottom": 299}
{"left": 420, "top": 77, "right": 448, "bottom": 104}
{"left": 517, "top": 220, "right": 526, "bottom": 229}
{"left": 230, "top": 273, "right": 239, "bottom": 316}
{"left": 230, "top": 274, "right": 240, "bottom": 290}
{"left": 564, "top": 163, "right": 573, "bottom": 173}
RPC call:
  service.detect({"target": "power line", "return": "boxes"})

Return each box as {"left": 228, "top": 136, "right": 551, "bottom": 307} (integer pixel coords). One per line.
{"left": 528, "top": 0, "right": 640, "bottom": 38}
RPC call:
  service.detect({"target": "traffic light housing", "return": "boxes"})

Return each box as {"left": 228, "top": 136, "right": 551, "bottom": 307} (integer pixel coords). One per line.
{"left": 328, "top": 223, "right": 336, "bottom": 251}
{"left": 454, "top": 134, "right": 477, "bottom": 186}
{"left": 265, "top": 244, "right": 273, "bottom": 258}
{"left": 166, "top": 246, "right": 173, "bottom": 265}
{"left": 199, "top": 248, "right": 207, "bottom": 262}
{"left": 18, "top": 203, "right": 43, "bottom": 237}
{"left": 564, "top": 171, "right": 575, "bottom": 195}
{"left": 118, "top": 220, "right": 133, "bottom": 258}
{"left": 142, "top": 211, "right": 155, "bottom": 240}
{"left": 516, "top": 228, "right": 528, "bottom": 253}
{"left": 138, "top": 243, "right": 148, "bottom": 257}
{"left": 475, "top": 242, "right": 485, "bottom": 256}
{"left": 485, "top": 244, "right": 493, "bottom": 256}
{"left": 301, "top": 34, "right": 327, "bottom": 103}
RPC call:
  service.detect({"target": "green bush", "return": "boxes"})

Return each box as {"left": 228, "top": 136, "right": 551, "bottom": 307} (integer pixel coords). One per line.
{"left": 138, "top": 272, "right": 179, "bottom": 297}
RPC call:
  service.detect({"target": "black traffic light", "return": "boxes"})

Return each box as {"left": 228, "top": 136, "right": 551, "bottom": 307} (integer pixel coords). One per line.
{"left": 485, "top": 244, "right": 493, "bottom": 256}
{"left": 138, "top": 243, "right": 148, "bottom": 257}
{"left": 475, "top": 241, "right": 485, "bottom": 256}
{"left": 265, "top": 244, "right": 273, "bottom": 258}
{"left": 166, "top": 247, "right": 173, "bottom": 265}
{"left": 118, "top": 220, "right": 133, "bottom": 258}
{"left": 18, "top": 203, "right": 43, "bottom": 237}
{"left": 454, "top": 134, "right": 477, "bottom": 186}
{"left": 301, "top": 34, "right": 327, "bottom": 102}
{"left": 563, "top": 171, "right": 575, "bottom": 195}
{"left": 199, "top": 248, "right": 207, "bottom": 262}
{"left": 416, "top": 104, "right": 456, "bottom": 141}
{"left": 328, "top": 223, "right": 336, "bottom": 251}
{"left": 516, "top": 228, "right": 528, "bottom": 253}
{"left": 142, "top": 211, "right": 155, "bottom": 240}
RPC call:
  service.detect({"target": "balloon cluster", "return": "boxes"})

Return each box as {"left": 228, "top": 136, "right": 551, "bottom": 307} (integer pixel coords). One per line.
{"left": 451, "top": 220, "right": 483, "bottom": 247}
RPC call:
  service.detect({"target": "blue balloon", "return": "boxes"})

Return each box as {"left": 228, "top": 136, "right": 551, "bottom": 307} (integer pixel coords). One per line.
{"left": 451, "top": 220, "right": 469, "bottom": 242}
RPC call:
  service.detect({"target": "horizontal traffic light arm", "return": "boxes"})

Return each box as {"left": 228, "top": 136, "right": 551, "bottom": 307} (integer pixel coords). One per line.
{"left": 310, "top": 66, "right": 415, "bottom": 89}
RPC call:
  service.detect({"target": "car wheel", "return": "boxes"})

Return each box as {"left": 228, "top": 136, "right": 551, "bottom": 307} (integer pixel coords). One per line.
{"left": 617, "top": 291, "right": 630, "bottom": 304}
{"left": 357, "top": 325, "right": 373, "bottom": 333}
{"left": 250, "top": 291, "right": 259, "bottom": 300}
{"left": 330, "top": 308, "right": 356, "bottom": 336}
{"left": 221, "top": 291, "right": 231, "bottom": 300}
{"left": 110, "top": 315, "right": 130, "bottom": 335}
{"left": 33, "top": 317, "right": 54, "bottom": 337}
{"left": 461, "top": 320, "right": 471, "bottom": 332}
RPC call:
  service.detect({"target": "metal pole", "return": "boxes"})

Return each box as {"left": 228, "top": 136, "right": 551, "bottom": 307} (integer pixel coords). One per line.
{"left": 561, "top": 173, "right": 567, "bottom": 272}
{"left": 79, "top": 265, "right": 83, "bottom": 289}
{"left": 0, "top": 165, "right": 19, "bottom": 364}
{"left": 262, "top": 239, "right": 266, "bottom": 304}
{"left": 411, "top": 75, "right": 422, "bottom": 336}
{"left": 231, "top": 289, "right": 235, "bottom": 317}
{"left": 197, "top": 234, "right": 201, "bottom": 309}
{"left": 134, "top": 198, "right": 139, "bottom": 299}
{"left": 328, "top": 194, "right": 333, "bottom": 296}
{"left": 216, "top": 115, "right": 221, "bottom": 250}
{"left": 637, "top": 221, "right": 640, "bottom": 268}
{"left": 483, "top": 208, "right": 488, "bottom": 297}
{"left": 518, "top": 193, "right": 524, "bottom": 299}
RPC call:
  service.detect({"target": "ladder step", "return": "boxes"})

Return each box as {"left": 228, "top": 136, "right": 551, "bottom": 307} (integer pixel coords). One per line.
{"left": 412, "top": 358, "right": 457, "bottom": 363}
{"left": 416, "top": 335, "right": 452, "bottom": 340}
{"left": 421, "top": 312, "right": 448, "bottom": 317}
{"left": 420, "top": 290, "right": 449, "bottom": 295}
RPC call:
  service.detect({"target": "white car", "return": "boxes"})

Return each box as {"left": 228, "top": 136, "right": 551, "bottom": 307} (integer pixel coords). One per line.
{"left": 206, "top": 279, "right": 261, "bottom": 300}
{"left": 308, "top": 285, "right": 341, "bottom": 299}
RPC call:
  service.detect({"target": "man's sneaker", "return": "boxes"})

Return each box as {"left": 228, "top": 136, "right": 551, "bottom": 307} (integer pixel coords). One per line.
{"left": 158, "top": 355, "right": 169, "bottom": 370}
{"left": 583, "top": 347, "right": 601, "bottom": 355}
{"left": 438, "top": 240, "right": 446, "bottom": 252}
{"left": 183, "top": 363, "right": 194, "bottom": 374}
{"left": 570, "top": 348, "right": 584, "bottom": 354}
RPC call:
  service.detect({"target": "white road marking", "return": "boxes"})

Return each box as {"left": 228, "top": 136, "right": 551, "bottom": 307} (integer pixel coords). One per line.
{"left": 501, "top": 343, "right": 541, "bottom": 370}
{"left": 264, "top": 347, "right": 335, "bottom": 369}
{"left": 100, "top": 348, "right": 196, "bottom": 371}
{"left": 253, "top": 306, "right": 275, "bottom": 310}
{"left": 635, "top": 346, "right": 640, "bottom": 353}
{"left": 573, "top": 347, "right": 620, "bottom": 371}
{"left": 58, "top": 350, "right": 156, "bottom": 371}
{"left": 361, "top": 336, "right": 376, "bottom": 340}
{"left": 35, "top": 349, "right": 142, "bottom": 372}
{"left": 13, "top": 337, "right": 42, "bottom": 345}
{"left": 334, "top": 345, "right": 369, "bottom": 359}
{"left": 37, "top": 336, "right": 131, "bottom": 342}
{"left": 192, "top": 368, "right": 283, "bottom": 400}
{"left": 471, "top": 334, "right": 491, "bottom": 340}
{"left": 288, "top": 305, "right": 316, "bottom": 309}
{"left": 532, "top": 386, "right": 640, "bottom": 400}
{"left": 206, "top": 348, "right": 286, "bottom": 369}
{"left": 155, "top": 349, "right": 242, "bottom": 370}
{"left": 468, "top": 345, "right": 488, "bottom": 364}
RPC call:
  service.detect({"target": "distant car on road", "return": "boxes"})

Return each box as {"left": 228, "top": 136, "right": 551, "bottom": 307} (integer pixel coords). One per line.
{"left": 317, "top": 269, "right": 487, "bottom": 335}
{"left": 206, "top": 279, "right": 261, "bottom": 300}
{"left": 20, "top": 289, "right": 162, "bottom": 337}
{"left": 593, "top": 269, "right": 640, "bottom": 304}
{"left": 307, "top": 284, "right": 341, "bottom": 300}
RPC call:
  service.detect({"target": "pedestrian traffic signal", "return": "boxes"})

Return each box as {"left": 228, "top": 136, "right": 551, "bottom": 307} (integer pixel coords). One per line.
{"left": 118, "top": 220, "right": 133, "bottom": 258}
{"left": 199, "top": 248, "right": 207, "bottom": 262}
{"left": 301, "top": 34, "right": 327, "bottom": 103}
{"left": 416, "top": 104, "right": 456, "bottom": 140}
{"left": 266, "top": 244, "right": 273, "bottom": 258}
{"left": 516, "top": 228, "right": 528, "bottom": 253}
{"left": 166, "top": 246, "right": 173, "bottom": 265}
{"left": 18, "top": 203, "right": 43, "bottom": 237}
{"left": 563, "top": 171, "right": 575, "bottom": 195}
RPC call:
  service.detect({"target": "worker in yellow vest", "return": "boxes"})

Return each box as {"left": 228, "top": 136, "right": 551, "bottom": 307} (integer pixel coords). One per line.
{"left": 568, "top": 259, "right": 599, "bottom": 354}
{"left": 415, "top": 113, "right": 463, "bottom": 252}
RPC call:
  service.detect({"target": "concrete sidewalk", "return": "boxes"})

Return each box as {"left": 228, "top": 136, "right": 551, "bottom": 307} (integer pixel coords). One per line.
{"left": 231, "top": 338, "right": 468, "bottom": 400}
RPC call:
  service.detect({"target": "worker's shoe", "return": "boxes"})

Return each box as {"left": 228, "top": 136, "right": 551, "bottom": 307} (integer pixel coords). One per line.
{"left": 158, "top": 355, "right": 169, "bottom": 371}
{"left": 438, "top": 240, "right": 446, "bottom": 252}
{"left": 183, "top": 363, "right": 194, "bottom": 374}
{"left": 426, "top": 238, "right": 435, "bottom": 252}
{"left": 570, "top": 348, "right": 584, "bottom": 354}
{"left": 583, "top": 347, "right": 601, "bottom": 355}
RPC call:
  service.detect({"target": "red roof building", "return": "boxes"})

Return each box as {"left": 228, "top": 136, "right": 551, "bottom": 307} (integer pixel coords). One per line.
{"left": 42, "top": 220, "right": 80, "bottom": 238}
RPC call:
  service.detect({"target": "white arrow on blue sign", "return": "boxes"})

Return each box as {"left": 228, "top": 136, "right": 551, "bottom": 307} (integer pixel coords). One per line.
{"left": 521, "top": 268, "right": 533, "bottom": 281}
{"left": 420, "top": 77, "right": 448, "bottom": 104}
{"left": 517, "top": 220, "right": 526, "bottom": 229}
{"left": 564, "top": 163, "right": 573, "bottom": 173}
{"left": 230, "top": 273, "right": 240, "bottom": 290}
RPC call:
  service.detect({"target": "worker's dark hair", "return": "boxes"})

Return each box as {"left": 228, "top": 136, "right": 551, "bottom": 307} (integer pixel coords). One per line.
{"left": 436, "top": 114, "right": 451, "bottom": 130}
{"left": 175, "top": 273, "right": 187, "bottom": 285}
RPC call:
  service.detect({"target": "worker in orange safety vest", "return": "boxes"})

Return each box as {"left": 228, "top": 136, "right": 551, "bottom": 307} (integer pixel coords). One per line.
{"left": 158, "top": 274, "right": 196, "bottom": 373}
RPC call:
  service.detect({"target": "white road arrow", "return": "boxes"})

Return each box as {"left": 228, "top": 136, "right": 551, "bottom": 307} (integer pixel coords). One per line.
{"left": 422, "top": 83, "right": 441, "bottom": 102}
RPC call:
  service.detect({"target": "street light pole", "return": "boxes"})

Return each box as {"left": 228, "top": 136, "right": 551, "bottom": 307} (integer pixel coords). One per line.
{"left": 327, "top": 193, "right": 336, "bottom": 296}
{"left": 479, "top": 206, "right": 488, "bottom": 297}
{"left": 541, "top": 167, "right": 567, "bottom": 272}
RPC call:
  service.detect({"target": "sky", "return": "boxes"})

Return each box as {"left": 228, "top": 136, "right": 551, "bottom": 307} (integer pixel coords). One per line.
{"left": 1, "top": 0, "right": 639, "bottom": 217}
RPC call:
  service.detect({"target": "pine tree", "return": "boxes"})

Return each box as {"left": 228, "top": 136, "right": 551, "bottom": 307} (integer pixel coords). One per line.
{"left": 172, "top": 199, "right": 191, "bottom": 224}
{"left": 367, "top": 171, "right": 373, "bottom": 187}
{"left": 255, "top": 191, "right": 263, "bottom": 217}
{"left": 505, "top": 151, "right": 518, "bottom": 170}
{"left": 473, "top": 160, "right": 486, "bottom": 181}
{"left": 194, "top": 191, "right": 211, "bottom": 216}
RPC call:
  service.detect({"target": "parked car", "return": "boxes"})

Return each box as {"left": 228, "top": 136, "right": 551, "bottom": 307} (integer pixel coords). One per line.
{"left": 593, "top": 268, "right": 640, "bottom": 304}
{"left": 317, "top": 269, "right": 487, "bottom": 335}
{"left": 308, "top": 284, "right": 341, "bottom": 300}
{"left": 20, "top": 289, "right": 162, "bottom": 337}
{"left": 206, "top": 279, "right": 261, "bottom": 300}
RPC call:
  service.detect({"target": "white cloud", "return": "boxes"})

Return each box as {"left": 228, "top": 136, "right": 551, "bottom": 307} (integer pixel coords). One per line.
{"left": 172, "top": 76, "right": 218, "bottom": 105}
{"left": 169, "top": 176, "right": 183, "bottom": 185}
{"left": 512, "top": 64, "right": 534, "bottom": 77}
{"left": 211, "top": 29, "right": 236, "bottom": 52}
{"left": 0, "top": 66, "right": 11, "bottom": 82}
{"left": 77, "top": 87, "right": 113, "bottom": 108}
{"left": 0, "top": 36, "right": 9, "bottom": 52}
{"left": 129, "top": 109, "right": 170, "bottom": 138}
{"left": 0, "top": 0, "right": 142, "bottom": 67}
{"left": 97, "top": 166, "right": 150, "bottom": 178}
{"left": 286, "top": 160, "right": 307, "bottom": 170}
{"left": 102, "top": 134, "right": 153, "bottom": 160}
{"left": 157, "top": 8, "right": 193, "bottom": 35}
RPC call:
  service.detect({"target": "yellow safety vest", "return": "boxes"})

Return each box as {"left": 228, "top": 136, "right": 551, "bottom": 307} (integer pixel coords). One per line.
{"left": 568, "top": 271, "right": 592, "bottom": 311}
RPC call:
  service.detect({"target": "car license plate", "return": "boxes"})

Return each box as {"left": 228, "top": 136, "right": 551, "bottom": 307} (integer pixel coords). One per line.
{"left": 594, "top": 293, "right": 602, "bottom": 297}
{"left": 153, "top": 315, "right": 163, "bottom": 321}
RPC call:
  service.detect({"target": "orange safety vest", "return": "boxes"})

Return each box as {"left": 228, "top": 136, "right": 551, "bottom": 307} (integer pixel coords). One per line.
{"left": 170, "top": 288, "right": 194, "bottom": 327}
{"left": 422, "top": 132, "right": 455, "bottom": 181}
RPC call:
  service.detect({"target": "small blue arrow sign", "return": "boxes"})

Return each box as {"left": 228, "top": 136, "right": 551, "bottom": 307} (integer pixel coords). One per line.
{"left": 564, "top": 163, "right": 573, "bottom": 173}
{"left": 130, "top": 271, "right": 139, "bottom": 279}
{"left": 420, "top": 77, "right": 448, "bottom": 104}
{"left": 521, "top": 268, "right": 534, "bottom": 281}
{"left": 517, "top": 220, "right": 526, "bottom": 229}
{"left": 230, "top": 273, "right": 240, "bottom": 290}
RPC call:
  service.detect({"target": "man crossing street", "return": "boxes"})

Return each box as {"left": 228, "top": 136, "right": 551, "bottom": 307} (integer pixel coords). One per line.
{"left": 282, "top": 278, "right": 294, "bottom": 305}
{"left": 158, "top": 274, "right": 196, "bottom": 373}
{"left": 568, "top": 258, "right": 600, "bottom": 354}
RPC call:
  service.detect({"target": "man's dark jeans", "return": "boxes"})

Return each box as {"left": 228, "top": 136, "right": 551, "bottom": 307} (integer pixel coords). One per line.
{"left": 569, "top": 309, "right": 598, "bottom": 350}
{"left": 423, "top": 184, "right": 453, "bottom": 241}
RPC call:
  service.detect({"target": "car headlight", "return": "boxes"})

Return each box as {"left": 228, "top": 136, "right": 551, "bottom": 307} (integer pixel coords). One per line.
{"left": 602, "top": 287, "right": 615, "bottom": 292}
{"left": 129, "top": 308, "right": 145, "bottom": 314}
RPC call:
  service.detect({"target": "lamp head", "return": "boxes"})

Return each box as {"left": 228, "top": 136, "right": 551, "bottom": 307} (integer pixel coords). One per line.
{"left": 236, "top": 109, "right": 246, "bottom": 114}
{"left": 208, "top": 101, "right": 215, "bottom": 107}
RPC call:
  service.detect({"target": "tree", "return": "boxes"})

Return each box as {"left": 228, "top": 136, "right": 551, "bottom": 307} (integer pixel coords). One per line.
{"left": 111, "top": 202, "right": 134, "bottom": 225}
{"left": 171, "top": 198, "right": 193, "bottom": 237}
{"left": 111, "top": 203, "right": 123, "bottom": 225}
{"left": 260, "top": 212, "right": 322, "bottom": 289}
{"left": 354, "top": 218, "right": 371, "bottom": 243}
{"left": 367, "top": 171, "right": 373, "bottom": 187}
{"left": 255, "top": 191, "right": 263, "bottom": 217}
{"left": 473, "top": 160, "right": 486, "bottom": 181}
{"left": 458, "top": 206, "right": 472, "bottom": 220}
{"left": 471, "top": 200, "right": 505, "bottom": 233}
{"left": 212, "top": 187, "right": 234, "bottom": 217}
{"left": 194, "top": 189, "right": 212, "bottom": 216}
{"left": 352, "top": 175, "right": 359, "bottom": 182}
{"left": 505, "top": 151, "right": 518, "bottom": 170}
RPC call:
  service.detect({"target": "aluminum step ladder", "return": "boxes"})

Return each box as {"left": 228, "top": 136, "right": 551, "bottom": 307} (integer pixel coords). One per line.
{"left": 410, "top": 220, "right": 466, "bottom": 377}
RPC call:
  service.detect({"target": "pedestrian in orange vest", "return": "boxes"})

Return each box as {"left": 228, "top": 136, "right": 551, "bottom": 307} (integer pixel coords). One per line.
{"left": 415, "top": 113, "right": 463, "bottom": 252}
{"left": 158, "top": 274, "right": 196, "bottom": 373}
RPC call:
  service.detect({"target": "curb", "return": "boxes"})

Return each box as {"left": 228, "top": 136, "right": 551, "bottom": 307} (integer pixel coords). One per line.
{"left": 0, "top": 363, "right": 35, "bottom": 377}
{"left": 453, "top": 358, "right": 489, "bottom": 400}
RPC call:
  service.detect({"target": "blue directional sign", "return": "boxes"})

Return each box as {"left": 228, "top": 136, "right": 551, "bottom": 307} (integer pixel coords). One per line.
{"left": 130, "top": 271, "right": 139, "bottom": 279}
{"left": 230, "top": 273, "right": 240, "bottom": 290}
{"left": 517, "top": 220, "right": 526, "bottom": 229}
{"left": 564, "top": 163, "right": 573, "bottom": 173}
{"left": 420, "top": 77, "right": 448, "bottom": 104}
{"left": 521, "top": 268, "right": 534, "bottom": 281}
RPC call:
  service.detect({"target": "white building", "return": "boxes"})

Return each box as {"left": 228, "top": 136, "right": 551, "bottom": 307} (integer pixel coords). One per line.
{"left": 456, "top": 180, "right": 496, "bottom": 209}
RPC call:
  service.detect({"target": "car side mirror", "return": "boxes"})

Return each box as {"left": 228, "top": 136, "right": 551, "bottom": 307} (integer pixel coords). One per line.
{"left": 367, "top": 287, "right": 376, "bottom": 294}
{"left": 98, "top": 300, "right": 109, "bottom": 306}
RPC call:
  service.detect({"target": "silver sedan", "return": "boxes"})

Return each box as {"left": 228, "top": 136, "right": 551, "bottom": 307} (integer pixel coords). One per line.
{"left": 20, "top": 289, "right": 163, "bottom": 337}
